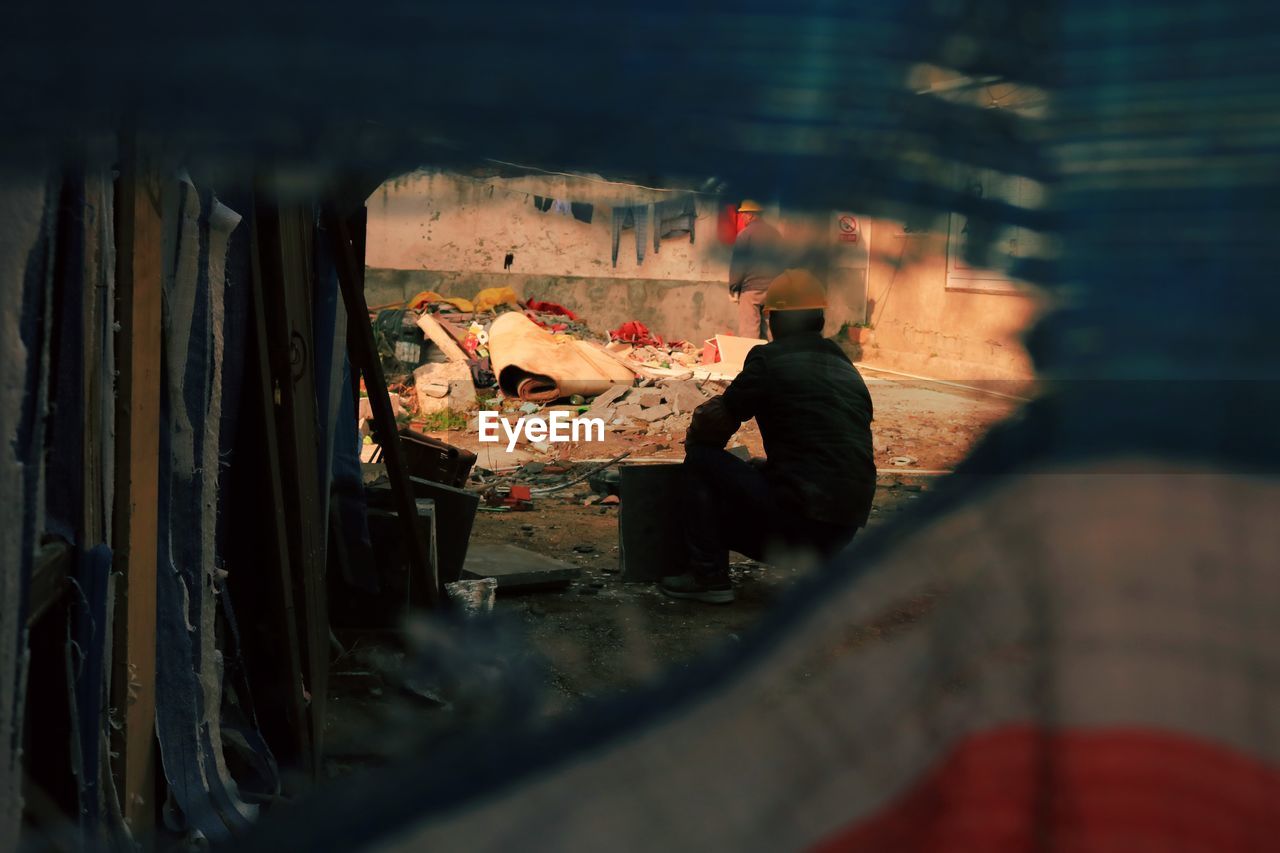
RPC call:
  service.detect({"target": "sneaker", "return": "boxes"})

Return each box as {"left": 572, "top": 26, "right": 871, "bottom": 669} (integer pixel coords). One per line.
{"left": 660, "top": 572, "right": 735, "bottom": 604}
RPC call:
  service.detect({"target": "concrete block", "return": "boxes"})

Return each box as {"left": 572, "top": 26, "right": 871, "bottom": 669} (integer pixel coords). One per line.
{"left": 631, "top": 390, "right": 665, "bottom": 408}
{"left": 590, "top": 385, "right": 631, "bottom": 409}
{"left": 460, "top": 543, "right": 581, "bottom": 591}
{"left": 414, "top": 361, "right": 476, "bottom": 414}
{"left": 664, "top": 381, "right": 708, "bottom": 415}
{"left": 637, "top": 404, "right": 673, "bottom": 422}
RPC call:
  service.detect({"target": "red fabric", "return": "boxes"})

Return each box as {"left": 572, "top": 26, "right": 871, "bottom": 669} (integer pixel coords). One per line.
{"left": 609, "top": 320, "right": 663, "bottom": 347}
{"left": 524, "top": 299, "right": 578, "bottom": 321}
{"left": 717, "top": 204, "right": 741, "bottom": 245}
{"left": 810, "top": 725, "right": 1280, "bottom": 853}
{"left": 523, "top": 311, "right": 569, "bottom": 332}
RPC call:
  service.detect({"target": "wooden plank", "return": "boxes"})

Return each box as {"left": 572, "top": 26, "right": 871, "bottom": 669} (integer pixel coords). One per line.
{"left": 83, "top": 176, "right": 105, "bottom": 547}
{"left": 240, "top": 198, "right": 311, "bottom": 775}
{"left": 324, "top": 206, "right": 439, "bottom": 607}
{"left": 253, "top": 195, "right": 330, "bottom": 774}
{"left": 110, "top": 140, "right": 162, "bottom": 837}
{"left": 416, "top": 312, "right": 469, "bottom": 363}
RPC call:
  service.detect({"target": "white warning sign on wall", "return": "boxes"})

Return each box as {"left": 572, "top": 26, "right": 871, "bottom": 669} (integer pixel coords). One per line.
{"left": 837, "top": 214, "right": 859, "bottom": 242}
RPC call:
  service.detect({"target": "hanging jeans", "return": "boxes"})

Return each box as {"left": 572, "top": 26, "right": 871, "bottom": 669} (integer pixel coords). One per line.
{"left": 611, "top": 205, "right": 648, "bottom": 267}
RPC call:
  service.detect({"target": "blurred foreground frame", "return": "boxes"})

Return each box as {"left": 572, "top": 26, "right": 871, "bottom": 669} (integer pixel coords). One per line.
{"left": 2, "top": 0, "right": 1279, "bottom": 850}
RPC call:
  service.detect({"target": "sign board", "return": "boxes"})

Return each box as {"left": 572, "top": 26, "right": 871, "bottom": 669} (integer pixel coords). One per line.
{"left": 837, "top": 214, "right": 859, "bottom": 243}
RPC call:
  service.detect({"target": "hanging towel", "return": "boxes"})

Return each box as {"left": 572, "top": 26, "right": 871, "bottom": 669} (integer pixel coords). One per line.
{"left": 571, "top": 202, "right": 594, "bottom": 224}
{"left": 551, "top": 199, "right": 571, "bottom": 216}
{"left": 532, "top": 195, "right": 553, "bottom": 213}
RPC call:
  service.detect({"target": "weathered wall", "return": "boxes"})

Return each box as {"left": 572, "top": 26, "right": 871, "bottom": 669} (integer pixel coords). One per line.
{"left": 862, "top": 218, "right": 1039, "bottom": 381}
{"left": 365, "top": 169, "right": 753, "bottom": 341}
{"left": 364, "top": 171, "right": 1034, "bottom": 376}
{"left": 366, "top": 170, "right": 734, "bottom": 281}
{"left": 364, "top": 268, "right": 744, "bottom": 344}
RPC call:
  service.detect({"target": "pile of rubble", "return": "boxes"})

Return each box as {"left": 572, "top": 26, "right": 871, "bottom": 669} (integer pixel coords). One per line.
{"left": 367, "top": 288, "right": 760, "bottom": 447}
{"left": 581, "top": 378, "right": 720, "bottom": 436}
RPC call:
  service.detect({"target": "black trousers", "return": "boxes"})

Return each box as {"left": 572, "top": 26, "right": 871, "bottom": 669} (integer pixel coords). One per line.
{"left": 681, "top": 445, "right": 859, "bottom": 579}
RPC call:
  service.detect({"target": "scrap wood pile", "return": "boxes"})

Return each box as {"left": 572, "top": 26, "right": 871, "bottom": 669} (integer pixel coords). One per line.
{"left": 365, "top": 288, "right": 751, "bottom": 441}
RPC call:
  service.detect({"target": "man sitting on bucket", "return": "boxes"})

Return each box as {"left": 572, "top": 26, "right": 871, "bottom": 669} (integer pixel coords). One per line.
{"left": 661, "top": 269, "right": 876, "bottom": 604}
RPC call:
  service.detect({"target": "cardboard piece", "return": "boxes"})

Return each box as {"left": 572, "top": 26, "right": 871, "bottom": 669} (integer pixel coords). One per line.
{"left": 714, "top": 334, "right": 767, "bottom": 373}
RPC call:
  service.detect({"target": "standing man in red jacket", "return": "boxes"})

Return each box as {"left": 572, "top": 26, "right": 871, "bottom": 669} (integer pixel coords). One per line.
{"left": 729, "top": 200, "right": 787, "bottom": 339}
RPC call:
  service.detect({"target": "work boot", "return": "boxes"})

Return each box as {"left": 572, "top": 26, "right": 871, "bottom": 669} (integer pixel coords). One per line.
{"left": 659, "top": 572, "right": 734, "bottom": 604}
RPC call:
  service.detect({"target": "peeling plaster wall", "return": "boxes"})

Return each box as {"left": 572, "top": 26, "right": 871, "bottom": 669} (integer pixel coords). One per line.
{"left": 365, "top": 170, "right": 750, "bottom": 341}
{"left": 365, "top": 170, "right": 870, "bottom": 343}
{"left": 364, "top": 172, "right": 1034, "bottom": 376}
{"left": 863, "top": 218, "right": 1038, "bottom": 382}
{"left": 367, "top": 170, "right": 732, "bottom": 282}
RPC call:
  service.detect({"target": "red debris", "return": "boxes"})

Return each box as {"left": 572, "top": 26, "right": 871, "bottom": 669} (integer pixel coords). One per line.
{"left": 524, "top": 299, "right": 578, "bottom": 321}
{"left": 609, "top": 320, "right": 663, "bottom": 347}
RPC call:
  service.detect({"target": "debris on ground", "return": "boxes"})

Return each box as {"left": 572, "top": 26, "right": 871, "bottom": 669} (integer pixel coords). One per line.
{"left": 482, "top": 483, "right": 534, "bottom": 511}
{"left": 366, "top": 288, "right": 1015, "bottom": 475}
{"left": 443, "top": 577, "right": 497, "bottom": 615}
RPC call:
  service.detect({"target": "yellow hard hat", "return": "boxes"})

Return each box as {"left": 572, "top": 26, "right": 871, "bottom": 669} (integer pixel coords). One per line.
{"left": 737, "top": 199, "right": 763, "bottom": 213}
{"left": 764, "top": 269, "right": 827, "bottom": 314}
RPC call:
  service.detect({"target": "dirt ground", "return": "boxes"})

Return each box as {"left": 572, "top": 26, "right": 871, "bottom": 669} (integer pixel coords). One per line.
{"left": 470, "top": 474, "right": 932, "bottom": 709}
{"left": 324, "top": 374, "right": 1018, "bottom": 775}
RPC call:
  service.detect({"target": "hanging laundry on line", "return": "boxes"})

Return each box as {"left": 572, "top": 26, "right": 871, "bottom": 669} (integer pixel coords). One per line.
{"left": 532, "top": 196, "right": 594, "bottom": 224}
{"left": 611, "top": 205, "right": 649, "bottom": 267}
{"left": 653, "top": 194, "right": 698, "bottom": 253}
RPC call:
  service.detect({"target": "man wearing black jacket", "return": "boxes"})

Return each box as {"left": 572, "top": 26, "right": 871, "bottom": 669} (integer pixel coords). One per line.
{"left": 662, "top": 270, "right": 876, "bottom": 603}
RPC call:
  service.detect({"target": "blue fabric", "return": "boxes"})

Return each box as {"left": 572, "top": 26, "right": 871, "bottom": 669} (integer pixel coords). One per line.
{"left": 155, "top": 183, "right": 261, "bottom": 840}
{"left": 333, "top": 353, "right": 376, "bottom": 591}
{"left": 68, "top": 545, "right": 111, "bottom": 839}
{"left": 155, "top": 181, "right": 223, "bottom": 838}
